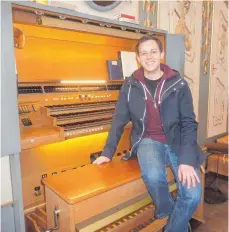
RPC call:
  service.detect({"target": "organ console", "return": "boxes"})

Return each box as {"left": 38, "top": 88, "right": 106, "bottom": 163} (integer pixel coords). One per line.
{"left": 18, "top": 81, "right": 127, "bottom": 148}
{"left": 11, "top": 1, "right": 205, "bottom": 231}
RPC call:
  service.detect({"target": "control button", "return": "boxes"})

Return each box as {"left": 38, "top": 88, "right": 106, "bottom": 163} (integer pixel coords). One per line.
{"left": 21, "top": 105, "right": 28, "bottom": 113}
{"left": 18, "top": 106, "right": 23, "bottom": 114}
{"left": 32, "top": 104, "right": 39, "bottom": 111}
{"left": 21, "top": 118, "right": 32, "bottom": 126}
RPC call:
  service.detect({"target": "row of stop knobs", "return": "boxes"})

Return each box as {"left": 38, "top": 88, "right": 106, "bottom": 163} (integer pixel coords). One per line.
{"left": 79, "top": 94, "right": 111, "bottom": 100}
{"left": 79, "top": 94, "right": 91, "bottom": 100}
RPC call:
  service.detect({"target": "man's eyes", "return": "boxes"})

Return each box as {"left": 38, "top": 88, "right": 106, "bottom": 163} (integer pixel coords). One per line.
{"left": 140, "top": 51, "right": 158, "bottom": 56}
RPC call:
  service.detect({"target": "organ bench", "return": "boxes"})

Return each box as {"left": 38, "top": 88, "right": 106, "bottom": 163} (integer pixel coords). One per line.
{"left": 42, "top": 158, "right": 205, "bottom": 232}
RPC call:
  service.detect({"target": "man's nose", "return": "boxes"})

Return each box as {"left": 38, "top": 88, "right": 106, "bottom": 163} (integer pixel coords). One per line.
{"left": 146, "top": 52, "right": 153, "bottom": 59}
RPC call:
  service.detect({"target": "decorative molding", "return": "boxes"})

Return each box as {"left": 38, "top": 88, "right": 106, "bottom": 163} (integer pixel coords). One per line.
{"left": 140, "top": 0, "right": 158, "bottom": 28}
{"left": 201, "top": 1, "right": 213, "bottom": 74}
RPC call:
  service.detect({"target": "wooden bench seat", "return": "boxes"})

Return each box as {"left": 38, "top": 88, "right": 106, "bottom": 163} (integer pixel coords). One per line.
{"left": 205, "top": 139, "right": 228, "bottom": 176}
{"left": 43, "top": 158, "right": 204, "bottom": 232}
{"left": 216, "top": 135, "right": 228, "bottom": 145}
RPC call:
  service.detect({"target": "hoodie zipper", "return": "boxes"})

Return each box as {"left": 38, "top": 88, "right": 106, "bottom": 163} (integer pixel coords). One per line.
{"left": 159, "top": 78, "right": 183, "bottom": 104}
{"left": 144, "top": 84, "right": 160, "bottom": 108}
{"left": 128, "top": 104, "right": 146, "bottom": 158}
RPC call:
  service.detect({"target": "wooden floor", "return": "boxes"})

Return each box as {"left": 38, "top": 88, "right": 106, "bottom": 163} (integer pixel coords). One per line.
{"left": 191, "top": 175, "right": 228, "bottom": 232}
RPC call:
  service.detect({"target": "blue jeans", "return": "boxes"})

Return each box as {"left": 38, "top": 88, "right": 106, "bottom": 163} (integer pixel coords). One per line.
{"left": 137, "top": 138, "right": 202, "bottom": 232}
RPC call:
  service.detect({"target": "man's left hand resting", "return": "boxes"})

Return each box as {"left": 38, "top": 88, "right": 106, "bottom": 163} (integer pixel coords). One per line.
{"left": 178, "top": 164, "right": 200, "bottom": 189}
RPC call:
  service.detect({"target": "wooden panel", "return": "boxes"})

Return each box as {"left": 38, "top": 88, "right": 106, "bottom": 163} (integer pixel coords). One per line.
{"left": 14, "top": 23, "right": 137, "bottom": 82}
{"left": 20, "top": 128, "right": 131, "bottom": 208}
{"left": 20, "top": 126, "right": 63, "bottom": 150}
{"left": 13, "top": 9, "right": 38, "bottom": 25}
{"left": 14, "top": 21, "right": 166, "bottom": 82}
{"left": 46, "top": 187, "right": 75, "bottom": 232}
{"left": 208, "top": 154, "right": 228, "bottom": 176}
{"left": 72, "top": 179, "right": 147, "bottom": 224}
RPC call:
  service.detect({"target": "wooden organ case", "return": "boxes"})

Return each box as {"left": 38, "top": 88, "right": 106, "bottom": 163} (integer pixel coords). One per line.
{"left": 12, "top": 2, "right": 205, "bottom": 232}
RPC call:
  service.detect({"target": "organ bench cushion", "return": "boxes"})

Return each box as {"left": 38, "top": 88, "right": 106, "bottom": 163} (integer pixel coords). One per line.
{"left": 42, "top": 158, "right": 175, "bottom": 205}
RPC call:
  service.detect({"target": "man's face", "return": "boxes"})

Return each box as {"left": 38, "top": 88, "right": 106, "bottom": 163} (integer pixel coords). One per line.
{"left": 137, "top": 40, "right": 164, "bottom": 72}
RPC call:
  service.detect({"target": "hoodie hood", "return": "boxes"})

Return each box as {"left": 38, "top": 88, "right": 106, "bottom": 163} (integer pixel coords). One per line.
{"left": 130, "top": 64, "right": 179, "bottom": 107}
{"left": 132, "top": 63, "right": 178, "bottom": 82}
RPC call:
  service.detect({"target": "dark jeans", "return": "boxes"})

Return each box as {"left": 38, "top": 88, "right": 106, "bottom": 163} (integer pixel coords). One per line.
{"left": 137, "top": 138, "right": 202, "bottom": 232}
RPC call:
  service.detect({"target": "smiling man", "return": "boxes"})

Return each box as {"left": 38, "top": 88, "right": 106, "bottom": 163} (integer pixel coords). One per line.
{"left": 93, "top": 35, "right": 205, "bottom": 232}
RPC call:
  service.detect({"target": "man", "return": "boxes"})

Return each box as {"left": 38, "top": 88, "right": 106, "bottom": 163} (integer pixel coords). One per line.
{"left": 93, "top": 35, "right": 205, "bottom": 232}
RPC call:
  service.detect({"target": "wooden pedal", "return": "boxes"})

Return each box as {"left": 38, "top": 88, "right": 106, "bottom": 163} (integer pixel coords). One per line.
{"left": 30, "top": 212, "right": 47, "bottom": 230}
{"left": 25, "top": 206, "right": 47, "bottom": 232}
{"left": 95, "top": 203, "right": 164, "bottom": 232}
{"left": 35, "top": 207, "right": 47, "bottom": 221}
{"left": 140, "top": 218, "right": 168, "bottom": 232}
{"left": 25, "top": 215, "right": 41, "bottom": 232}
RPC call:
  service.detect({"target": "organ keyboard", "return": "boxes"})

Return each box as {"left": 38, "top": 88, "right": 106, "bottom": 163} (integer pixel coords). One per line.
{"left": 18, "top": 82, "right": 132, "bottom": 148}
{"left": 45, "top": 101, "right": 116, "bottom": 138}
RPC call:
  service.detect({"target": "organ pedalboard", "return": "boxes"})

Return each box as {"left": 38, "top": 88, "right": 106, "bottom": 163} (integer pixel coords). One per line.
{"left": 18, "top": 81, "right": 131, "bottom": 149}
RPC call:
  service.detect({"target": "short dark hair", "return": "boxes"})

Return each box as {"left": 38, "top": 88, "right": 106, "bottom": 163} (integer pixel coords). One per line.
{"left": 136, "top": 35, "right": 163, "bottom": 54}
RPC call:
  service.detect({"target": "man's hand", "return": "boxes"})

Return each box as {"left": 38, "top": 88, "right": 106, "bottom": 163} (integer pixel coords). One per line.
{"left": 178, "top": 164, "right": 200, "bottom": 189}
{"left": 93, "top": 156, "right": 111, "bottom": 165}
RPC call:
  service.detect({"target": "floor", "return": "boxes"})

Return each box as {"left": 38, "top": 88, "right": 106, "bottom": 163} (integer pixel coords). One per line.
{"left": 191, "top": 174, "right": 228, "bottom": 232}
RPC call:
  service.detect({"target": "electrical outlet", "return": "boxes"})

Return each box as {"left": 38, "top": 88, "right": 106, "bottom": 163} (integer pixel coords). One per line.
{"left": 34, "top": 186, "right": 41, "bottom": 196}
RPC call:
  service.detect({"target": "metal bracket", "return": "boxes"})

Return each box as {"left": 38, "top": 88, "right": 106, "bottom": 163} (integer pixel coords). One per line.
{"left": 34, "top": 11, "right": 44, "bottom": 16}
{"left": 45, "top": 206, "right": 60, "bottom": 232}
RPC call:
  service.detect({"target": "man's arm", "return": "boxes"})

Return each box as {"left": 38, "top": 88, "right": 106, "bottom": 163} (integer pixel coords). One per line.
{"left": 100, "top": 83, "right": 131, "bottom": 160}
{"left": 178, "top": 82, "right": 201, "bottom": 188}
{"left": 178, "top": 82, "right": 199, "bottom": 167}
